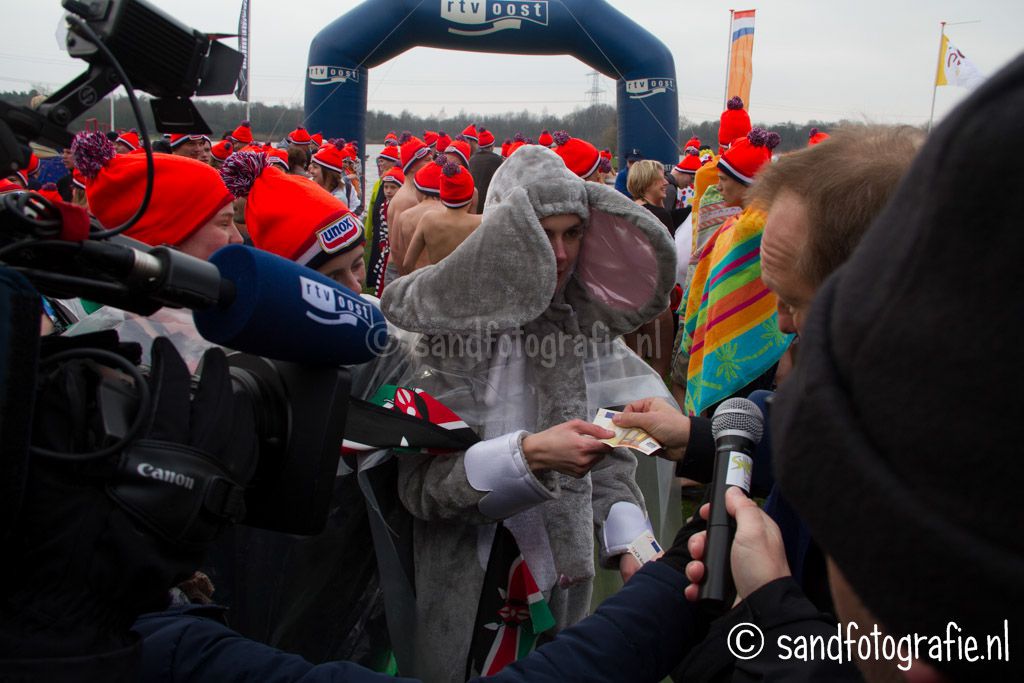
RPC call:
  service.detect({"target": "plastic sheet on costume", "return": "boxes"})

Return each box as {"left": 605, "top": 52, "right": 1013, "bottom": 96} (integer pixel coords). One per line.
{"left": 391, "top": 329, "right": 681, "bottom": 545}
{"left": 65, "top": 305, "right": 217, "bottom": 372}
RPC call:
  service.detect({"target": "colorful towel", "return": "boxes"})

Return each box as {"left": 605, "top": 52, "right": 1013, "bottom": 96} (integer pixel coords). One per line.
{"left": 679, "top": 207, "right": 792, "bottom": 415}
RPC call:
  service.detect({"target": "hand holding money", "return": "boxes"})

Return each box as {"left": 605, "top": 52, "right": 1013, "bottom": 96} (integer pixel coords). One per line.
{"left": 593, "top": 409, "right": 663, "bottom": 456}
{"left": 607, "top": 398, "right": 691, "bottom": 461}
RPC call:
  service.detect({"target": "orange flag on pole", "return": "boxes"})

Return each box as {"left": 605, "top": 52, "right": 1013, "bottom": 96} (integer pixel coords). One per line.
{"left": 726, "top": 9, "right": 756, "bottom": 106}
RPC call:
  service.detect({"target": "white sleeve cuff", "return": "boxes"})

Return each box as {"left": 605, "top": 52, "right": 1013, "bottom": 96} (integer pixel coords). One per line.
{"left": 465, "top": 431, "right": 556, "bottom": 520}
{"left": 602, "top": 501, "right": 653, "bottom": 556}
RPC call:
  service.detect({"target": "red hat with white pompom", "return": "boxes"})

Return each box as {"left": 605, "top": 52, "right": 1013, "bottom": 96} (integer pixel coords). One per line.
{"left": 807, "top": 127, "right": 830, "bottom": 146}
{"left": 211, "top": 140, "right": 234, "bottom": 162}
{"left": 286, "top": 126, "right": 312, "bottom": 146}
{"left": 440, "top": 161, "right": 474, "bottom": 208}
{"left": 552, "top": 130, "right": 600, "bottom": 179}
{"left": 718, "top": 97, "right": 752, "bottom": 148}
{"left": 717, "top": 128, "right": 780, "bottom": 186}
{"left": 672, "top": 148, "right": 702, "bottom": 175}
{"left": 263, "top": 144, "right": 289, "bottom": 170}
{"left": 229, "top": 120, "right": 254, "bottom": 146}
{"left": 377, "top": 144, "right": 401, "bottom": 164}
{"left": 72, "top": 131, "right": 232, "bottom": 247}
{"left": 399, "top": 132, "right": 431, "bottom": 173}
{"left": 413, "top": 156, "right": 444, "bottom": 196}
{"left": 381, "top": 167, "right": 405, "bottom": 186}
{"left": 435, "top": 131, "right": 452, "bottom": 154}
{"left": 220, "top": 150, "right": 363, "bottom": 268}
{"left": 311, "top": 144, "right": 346, "bottom": 174}
{"left": 36, "top": 182, "right": 63, "bottom": 204}
{"left": 116, "top": 129, "right": 141, "bottom": 151}
{"left": 444, "top": 136, "right": 472, "bottom": 167}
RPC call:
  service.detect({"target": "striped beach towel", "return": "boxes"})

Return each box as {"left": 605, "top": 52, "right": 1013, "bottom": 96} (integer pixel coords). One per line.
{"left": 680, "top": 207, "right": 792, "bottom": 415}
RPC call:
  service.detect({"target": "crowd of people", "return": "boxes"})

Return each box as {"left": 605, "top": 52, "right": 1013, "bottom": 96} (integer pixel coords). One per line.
{"left": 3, "top": 49, "right": 1024, "bottom": 683}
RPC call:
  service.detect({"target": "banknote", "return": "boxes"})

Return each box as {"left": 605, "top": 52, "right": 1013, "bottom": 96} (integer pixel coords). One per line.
{"left": 592, "top": 408, "right": 662, "bottom": 455}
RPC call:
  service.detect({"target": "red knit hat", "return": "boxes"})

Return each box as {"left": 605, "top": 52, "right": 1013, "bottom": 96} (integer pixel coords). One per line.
{"left": 221, "top": 151, "right": 364, "bottom": 268}
{"left": 399, "top": 132, "right": 430, "bottom": 173}
{"left": 377, "top": 144, "right": 401, "bottom": 164}
{"left": 413, "top": 156, "right": 444, "bottom": 196}
{"left": 229, "top": 120, "right": 254, "bottom": 146}
{"left": 461, "top": 123, "right": 478, "bottom": 142}
{"left": 0, "top": 178, "right": 23, "bottom": 195}
{"left": 286, "top": 126, "right": 312, "bottom": 146}
{"left": 718, "top": 97, "right": 752, "bottom": 148}
{"left": 501, "top": 139, "right": 512, "bottom": 157}
{"left": 477, "top": 127, "right": 495, "bottom": 148}
{"left": 211, "top": 140, "right": 234, "bottom": 162}
{"left": 807, "top": 127, "right": 830, "bottom": 146}
{"left": 598, "top": 148, "right": 613, "bottom": 174}
{"left": 381, "top": 167, "right": 405, "bottom": 186}
{"left": 165, "top": 133, "right": 203, "bottom": 149}
{"left": 116, "top": 130, "right": 141, "bottom": 151}
{"left": 552, "top": 130, "right": 600, "bottom": 179}
{"left": 37, "top": 182, "right": 63, "bottom": 204}
{"left": 682, "top": 136, "right": 701, "bottom": 154}
{"left": 444, "top": 136, "right": 472, "bottom": 167}
{"left": 310, "top": 132, "right": 323, "bottom": 148}
{"left": 672, "top": 148, "right": 702, "bottom": 175}
{"left": 384, "top": 131, "right": 399, "bottom": 145}
{"left": 434, "top": 131, "right": 450, "bottom": 154}
{"left": 423, "top": 130, "right": 439, "bottom": 149}
{"left": 263, "top": 145, "right": 289, "bottom": 170}
{"left": 717, "top": 128, "right": 781, "bottom": 186}
{"left": 312, "top": 144, "right": 346, "bottom": 174}
{"left": 72, "top": 131, "right": 232, "bottom": 246}
{"left": 440, "top": 161, "right": 474, "bottom": 208}
{"left": 538, "top": 129, "right": 554, "bottom": 148}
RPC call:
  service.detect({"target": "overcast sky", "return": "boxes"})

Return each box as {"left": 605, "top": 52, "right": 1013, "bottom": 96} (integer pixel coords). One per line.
{"left": 2, "top": 0, "right": 1021, "bottom": 126}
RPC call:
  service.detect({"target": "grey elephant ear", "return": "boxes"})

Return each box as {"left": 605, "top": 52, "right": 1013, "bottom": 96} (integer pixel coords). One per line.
{"left": 565, "top": 181, "right": 677, "bottom": 338}
{"left": 381, "top": 187, "right": 557, "bottom": 335}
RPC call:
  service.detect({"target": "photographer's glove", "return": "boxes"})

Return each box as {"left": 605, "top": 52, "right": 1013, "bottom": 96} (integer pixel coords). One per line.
{"left": 1, "top": 337, "right": 257, "bottom": 662}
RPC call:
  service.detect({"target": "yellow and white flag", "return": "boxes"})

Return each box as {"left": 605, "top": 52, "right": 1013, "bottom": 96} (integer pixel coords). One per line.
{"left": 936, "top": 34, "right": 984, "bottom": 89}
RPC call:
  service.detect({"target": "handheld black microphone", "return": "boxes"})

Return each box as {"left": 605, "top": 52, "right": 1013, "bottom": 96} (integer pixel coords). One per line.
{"left": 699, "top": 397, "right": 764, "bottom": 609}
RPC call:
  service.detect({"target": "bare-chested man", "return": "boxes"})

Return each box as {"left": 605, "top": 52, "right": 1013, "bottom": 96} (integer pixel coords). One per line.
{"left": 404, "top": 162, "right": 481, "bottom": 272}
{"left": 387, "top": 134, "right": 433, "bottom": 279}
{"left": 395, "top": 157, "right": 445, "bottom": 275}
{"left": 442, "top": 136, "right": 480, "bottom": 213}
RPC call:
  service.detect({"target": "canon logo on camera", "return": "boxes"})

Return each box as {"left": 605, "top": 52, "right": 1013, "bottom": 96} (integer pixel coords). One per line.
{"left": 137, "top": 463, "right": 196, "bottom": 491}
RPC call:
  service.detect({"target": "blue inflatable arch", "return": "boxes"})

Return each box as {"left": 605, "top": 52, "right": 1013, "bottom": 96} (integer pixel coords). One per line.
{"left": 304, "top": 0, "right": 679, "bottom": 164}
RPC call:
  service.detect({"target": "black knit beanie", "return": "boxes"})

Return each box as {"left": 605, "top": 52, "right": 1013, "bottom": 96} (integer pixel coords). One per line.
{"left": 772, "top": 52, "right": 1024, "bottom": 680}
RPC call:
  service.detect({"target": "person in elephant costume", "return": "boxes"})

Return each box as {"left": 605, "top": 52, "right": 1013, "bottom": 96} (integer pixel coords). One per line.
{"left": 379, "top": 145, "right": 678, "bottom": 681}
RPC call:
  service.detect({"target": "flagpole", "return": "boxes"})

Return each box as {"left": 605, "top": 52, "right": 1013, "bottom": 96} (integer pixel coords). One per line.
{"left": 928, "top": 21, "right": 946, "bottom": 133}
{"left": 722, "top": 9, "right": 734, "bottom": 109}
{"left": 245, "top": 0, "right": 252, "bottom": 122}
